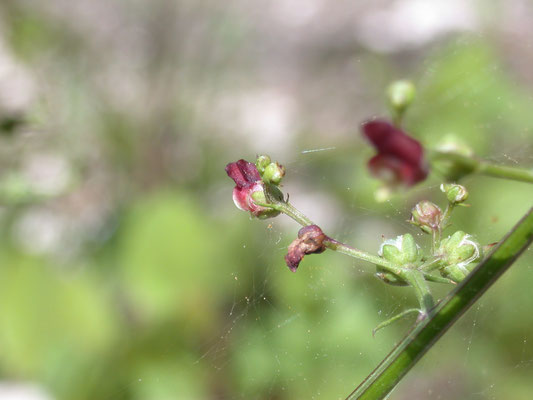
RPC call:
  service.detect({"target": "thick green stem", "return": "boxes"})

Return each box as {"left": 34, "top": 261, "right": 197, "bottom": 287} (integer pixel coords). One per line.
{"left": 432, "top": 151, "right": 533, "bottom": 184}
{"left": 399, "top": 269, "right": 434, "bottom": 313}
{"left": 478, "top": 162, "right": 533, "bottom": 182}
{"left": 346, "top": 206, "right": 533, "bottom": 400}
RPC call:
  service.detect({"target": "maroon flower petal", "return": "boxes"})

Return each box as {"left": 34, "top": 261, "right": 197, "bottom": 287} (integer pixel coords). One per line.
{"left": 362, "top": 120, "right": 428, "bottom": 186}
{"left": 225, "top": 159, "right": 261, "bottom": 189}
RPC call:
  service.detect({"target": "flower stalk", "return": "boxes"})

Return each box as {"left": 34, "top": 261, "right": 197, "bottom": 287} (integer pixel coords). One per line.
{"left": 431, "top": 150, "right": 533, "bottom": 184}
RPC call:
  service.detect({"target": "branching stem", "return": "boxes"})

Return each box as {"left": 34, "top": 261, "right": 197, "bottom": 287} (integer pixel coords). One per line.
{"left": 432, "top": 151, "right": 533, "bottom": 184}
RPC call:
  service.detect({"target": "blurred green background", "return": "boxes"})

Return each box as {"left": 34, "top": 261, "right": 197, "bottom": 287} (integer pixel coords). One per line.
{"left": 0, "top": 1, "right": 533, "bottom": 399}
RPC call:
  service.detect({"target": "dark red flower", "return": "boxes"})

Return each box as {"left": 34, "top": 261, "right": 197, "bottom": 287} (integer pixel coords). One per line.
{"left": 285, "top": 225, "right": 327, "bottom": 272}
{"left": 362, "top": 120, "right": 428, "bottom": 186}
{"left": 225, "top": 159, "right": 279, "bottom": 218}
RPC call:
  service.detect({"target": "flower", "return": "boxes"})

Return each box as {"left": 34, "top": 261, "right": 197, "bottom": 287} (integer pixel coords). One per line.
{"left": 362, "top": 120, "right": 428, "bottom": 186}
{"left": 225, "top": 159, "right": 280, "bottom": 218}
{"left": 285, "top": 225, "right": 327, "bottom": 272}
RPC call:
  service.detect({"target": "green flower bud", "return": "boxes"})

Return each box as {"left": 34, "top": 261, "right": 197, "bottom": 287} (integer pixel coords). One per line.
{"left": 440, "top": 183, "right": 468, "bottom": 204}
{"left": 437, "top": 231, "right": 481, "bottom": 282}
{"left": 439, "top": 231, "right": 480, "bottom": 265}
{"left": 263, "top": 162, "right": 285, "bottom": 185}
{"left": 387, "top": 80, "right": 416, "bottom": 114}
{"left": 410, "top": 201, "right": 442, "bottom": 233}
{"left": 255, "top": 155, "right": 271, "bottom": 175}
{"left": 379, "top": 234, "right": 419, "bottom": 266}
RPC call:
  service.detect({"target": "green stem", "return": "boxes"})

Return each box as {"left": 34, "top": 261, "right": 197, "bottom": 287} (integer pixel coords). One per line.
{"left": 269, "top": 200, "right": 402, "bottom": 276}
{"left": 478, "top": 162, "right": 533, "bottom": 183}
{"left": 324, "top": 239, "right": 402, "bottom": 275}
{"left": 419, "top": 257, "right": 443, "bottom": 272}
{"left": 346, "top": 206, "right": 533, "bottom": 400}
{"left": 268, "top": 199, "right": 314, "bottom": 226}
{"left": 432, "top": 151, "right": 533, "bottom": 184}
{"left": 440, "top": 203, "right": 455, "bottom": 228}
{"left": 422, "top": 273, "right": 453, "bottom": 285}
{"left": 372, "top": 309, "right": 421, "bottom": 336}
{"left": 399, "top": 269, "right": 434, "bottom": 313}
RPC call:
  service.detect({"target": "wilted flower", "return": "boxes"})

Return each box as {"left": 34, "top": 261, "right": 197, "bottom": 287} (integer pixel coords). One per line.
{"left": 285, "top": 225, "right": 327, "bottom": 272}
{"left": 225, "top": 159, "right": 280, "bottom": 219}
{"left": 362, "top": 120, "right": 428, "bottom": 186}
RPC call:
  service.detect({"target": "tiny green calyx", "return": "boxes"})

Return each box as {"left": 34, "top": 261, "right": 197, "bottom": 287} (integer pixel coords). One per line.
{"left": 441, "top": 183, "right": 468, "bottom": 204}
{"left": 436, "top": 231, "right": 482, "bottom": 283}
{"left": 379, "top": 234, "right": 420, "bottom": 266}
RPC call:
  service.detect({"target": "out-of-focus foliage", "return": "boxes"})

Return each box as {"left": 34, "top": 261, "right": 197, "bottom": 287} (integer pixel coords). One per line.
{"left": 0, "top": 1, "right": 533, "bottom": 399}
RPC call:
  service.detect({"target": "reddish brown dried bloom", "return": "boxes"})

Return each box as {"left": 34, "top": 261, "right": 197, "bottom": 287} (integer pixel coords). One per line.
{"left": 285, "top": 225, "right": 327, "bottom": 272}
{"left": 362, "top": 120, "right": 428, "bottom": 186}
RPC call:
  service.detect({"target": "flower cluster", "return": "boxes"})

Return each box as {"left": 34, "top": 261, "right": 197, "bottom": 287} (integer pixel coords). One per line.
{"left": 225, "top": 158, "right": 284, "bottom": 219}
{"left": 222, "top": 79, "right": 530, "bottom": 335}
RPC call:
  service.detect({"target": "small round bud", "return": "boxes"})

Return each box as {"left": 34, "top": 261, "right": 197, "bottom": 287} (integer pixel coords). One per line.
{"left": 387, "top": 80, "right": 416, "bottom": 114}
{"left": 379, "top": 234, "right": 419, "bottom": 266}
{"left": 263, "top": 162, "right": 285, "bottom": 185}
{"left": 410, "top": 201, "right": 442, "bottom": 233}
{"left": 255, "top": 155, "right": 271, "bottom": 175}
{"left": 440, "top": 183, "right": 468, "bottom": 204}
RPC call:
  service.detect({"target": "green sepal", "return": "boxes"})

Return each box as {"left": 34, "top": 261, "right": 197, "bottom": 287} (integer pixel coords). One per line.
{"left": 379, "top": 234, "right": 419, "bottom": 266}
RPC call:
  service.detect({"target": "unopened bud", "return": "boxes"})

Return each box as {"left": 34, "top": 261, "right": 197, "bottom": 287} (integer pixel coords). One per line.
{"left": 440, "top": 183, "right": 468, "bottom": 204}
{"left": 379, "top": 234, "right": 419, "bottom": 266}
{"left": 285, "top": 225, "right": 327, "bottom": 272}
{"left": 410, "top": 201, "right": 442, "bottom": 233}
{"left": 263, "top": 162, "right": 285, "bottom": 185}
{"left": 437, "top": 231, "right": 481, "bottom": 282}
{"left": 256, "top": 155, "right": 271, "bottom": 175}
{"left": 387, "top": 80, "right": 416, "bottom": 114}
